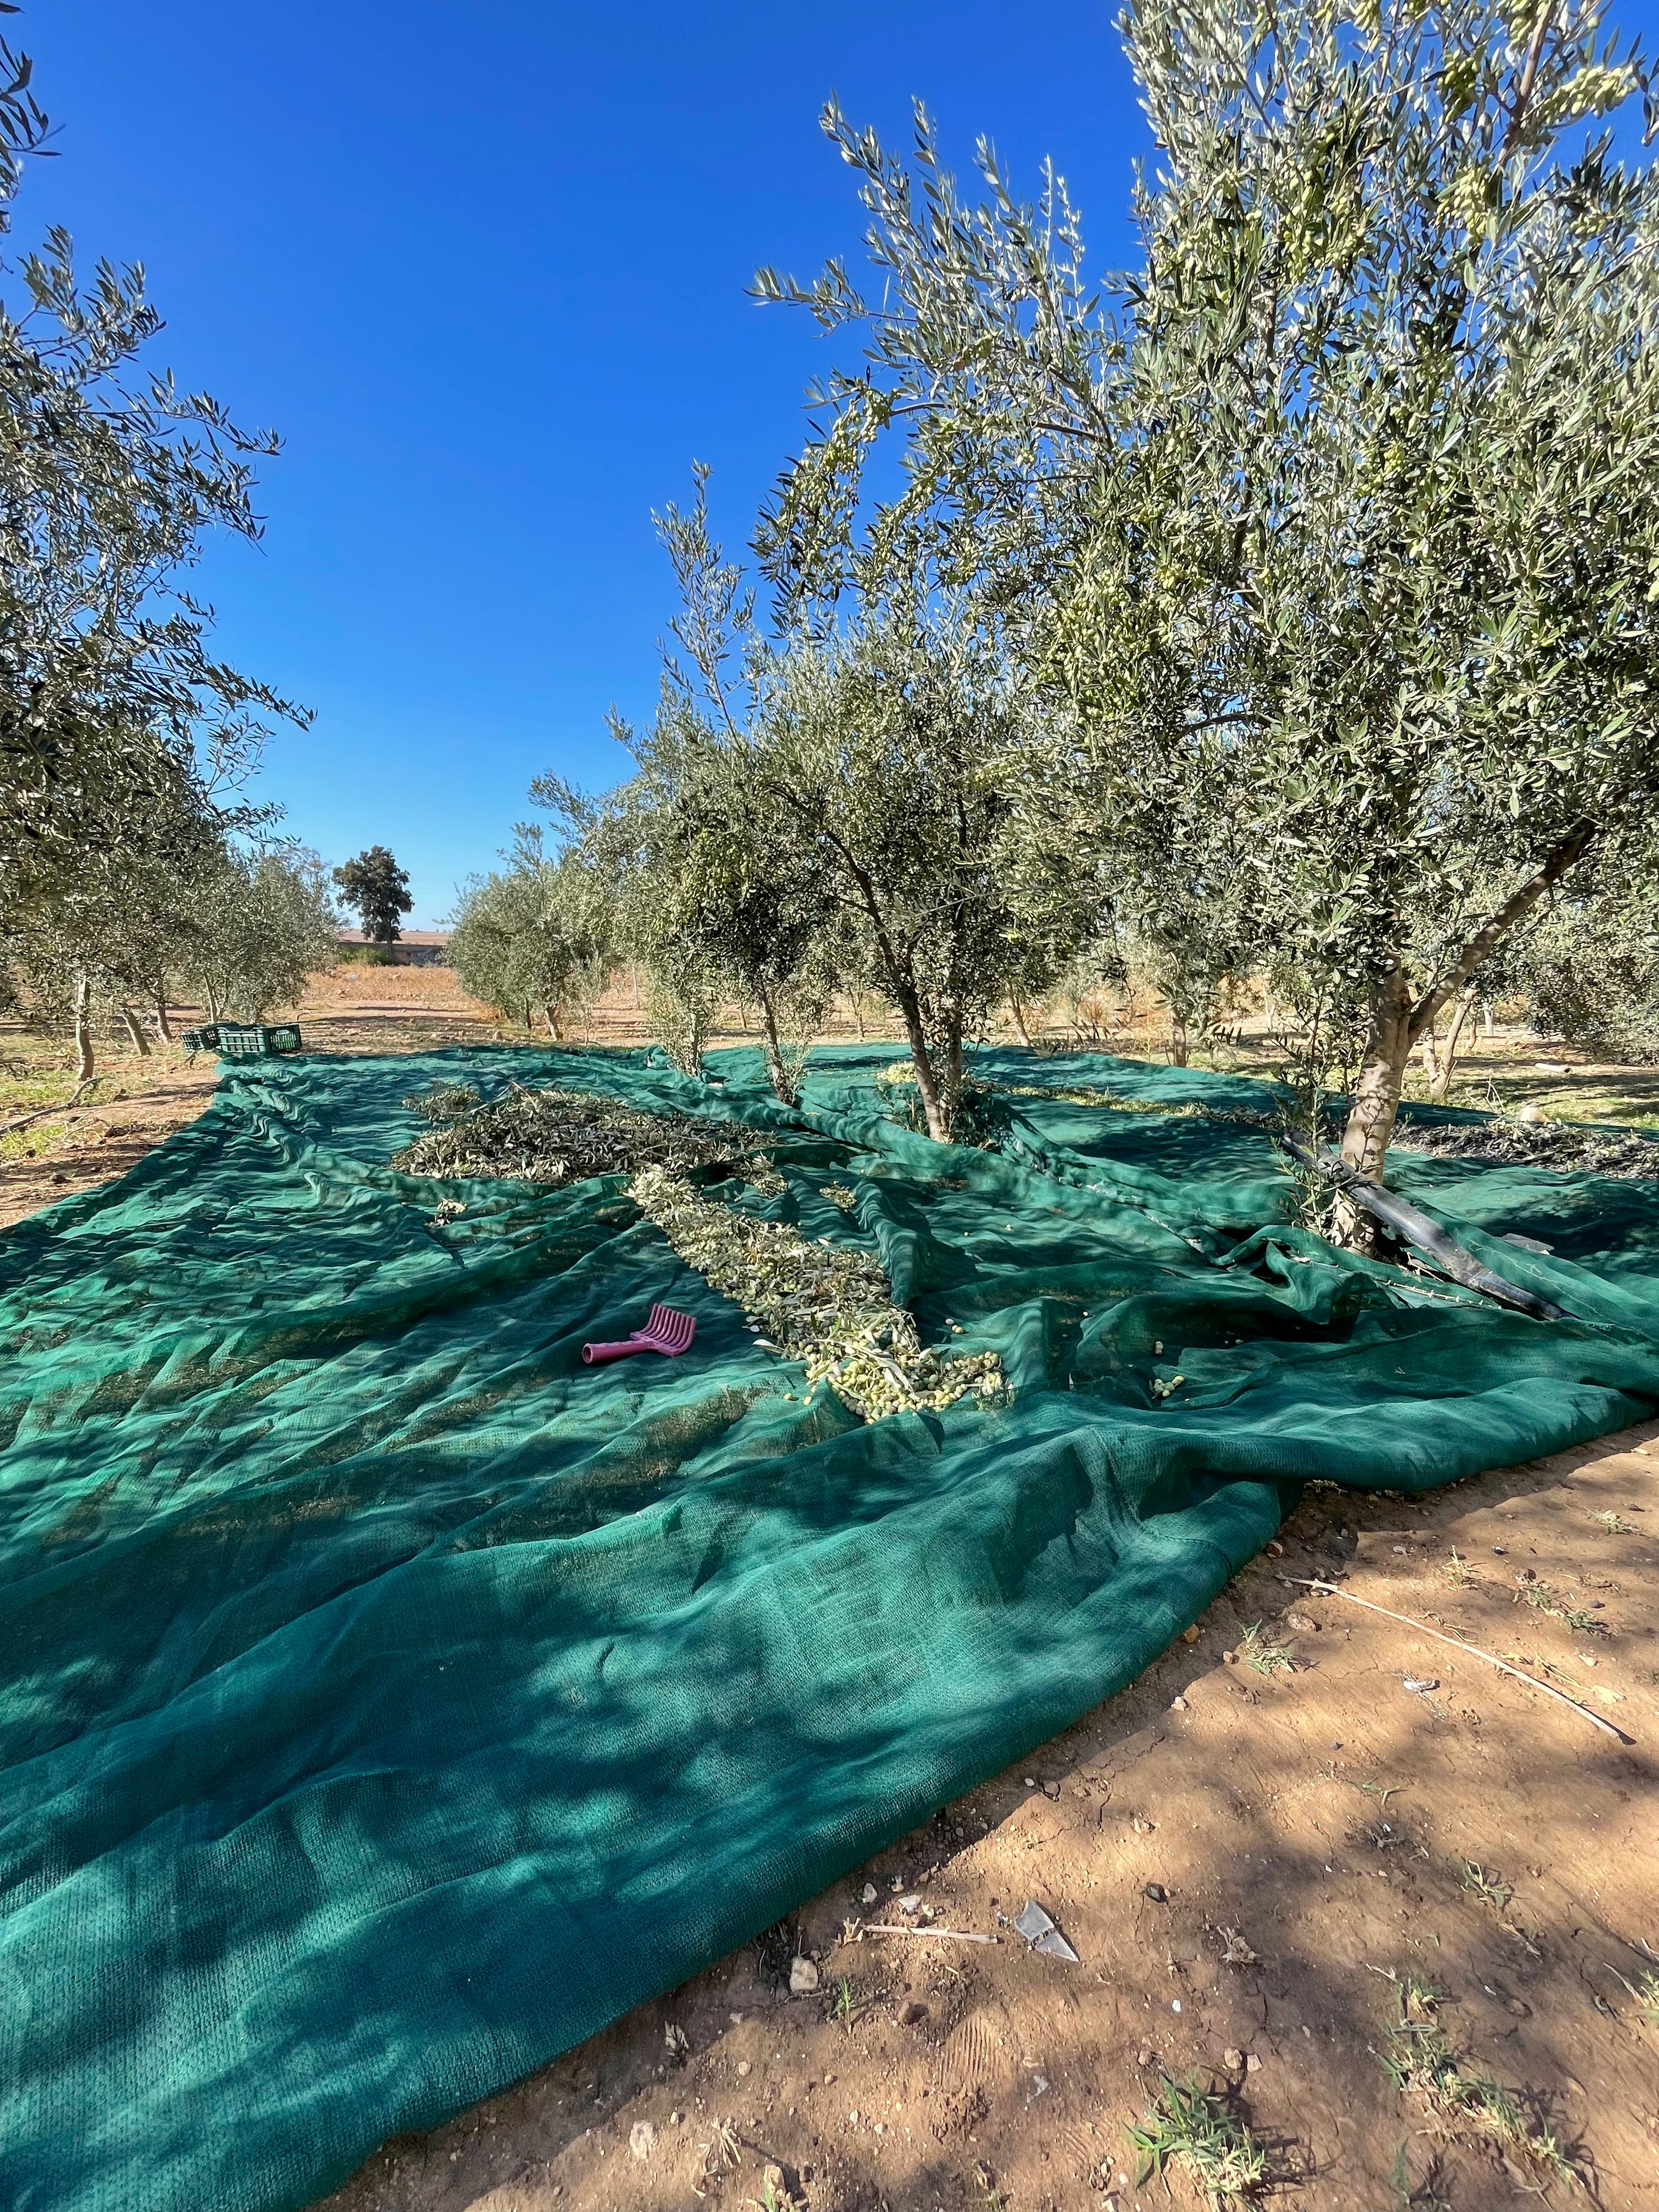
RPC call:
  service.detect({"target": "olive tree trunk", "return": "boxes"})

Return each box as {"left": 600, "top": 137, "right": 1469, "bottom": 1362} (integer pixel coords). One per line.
{"left": 154, "top": 998, "right": 174, "bottom": 1044}
{"left": 890, "top": 984, "right": 950, "bottom": 1141}
{"left": 755, "top": 982, "right": 798, "bottom": 1106}
{"left": 1336, "top": 823, "right": 1599, "bottom": 1246}
{"left": 119, "top": 1003, "right": 151, "bottom": 1056}
{"left": 73, "top": 973, "right": 95, "bottom": 1084}
{"left": 1425, "top": 985, "right": 1477, "bottom": 1102}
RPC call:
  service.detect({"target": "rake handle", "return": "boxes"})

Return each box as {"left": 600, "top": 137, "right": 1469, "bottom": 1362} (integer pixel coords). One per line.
{"left": 581, "top": 1337, "right": 652, "bottom": 1365}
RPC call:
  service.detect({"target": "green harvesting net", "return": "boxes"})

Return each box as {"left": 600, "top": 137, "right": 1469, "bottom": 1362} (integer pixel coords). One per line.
{"left": 4, "top": 1043, "right": 1658, "bottom": 2212}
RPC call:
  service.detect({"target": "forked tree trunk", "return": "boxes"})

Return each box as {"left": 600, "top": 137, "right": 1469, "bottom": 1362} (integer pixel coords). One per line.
{"left": 1336, "top": 824, "right": 1599, "bottom": 1247}
{"left": 154, "top": 998, "right": 174, "bottom": 1044}
{"left": 73, "top": 973, "right": 95, "bottom": 1084}
{"left": 1008, "top": 991, "right": 1033, "bottom": 1048}
{"left": 119, "top": 1003, "right": 151, "bottom": 1056}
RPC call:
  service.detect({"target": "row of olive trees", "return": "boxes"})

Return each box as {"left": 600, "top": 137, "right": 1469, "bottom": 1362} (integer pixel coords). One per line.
{"left": 2, "top": 811, "right": 339, "bottom": 1079}
{"left": 0, "top": 18, "right": 335, "bottom": 1080}
{"left": 456, "top": 0, "right": 1659, "bottom": 1197}
{"left": 723, "top": 0, "right": 1659, "bottom": 1222}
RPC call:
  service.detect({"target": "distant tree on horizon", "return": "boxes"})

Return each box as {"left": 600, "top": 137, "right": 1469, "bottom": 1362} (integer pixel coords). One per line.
{"left": 333, "top": 847, "right": 413, "bottom": 945}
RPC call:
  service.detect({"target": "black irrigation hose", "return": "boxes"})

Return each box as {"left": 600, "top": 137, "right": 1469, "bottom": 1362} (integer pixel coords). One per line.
{"left": 1277, "top": 1135, "right": 1572, "bottom": 1323}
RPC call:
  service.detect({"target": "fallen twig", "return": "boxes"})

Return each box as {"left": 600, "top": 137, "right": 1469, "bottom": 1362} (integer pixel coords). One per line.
{"left": 1286, "top": 1577, "right": 1633, "bottom": 1743}
{"left": 0, "top": 1080, "right": 94, "bottom": 1137}
{"left": 858, "top": 1925, "right": 997, "bottom": 1944}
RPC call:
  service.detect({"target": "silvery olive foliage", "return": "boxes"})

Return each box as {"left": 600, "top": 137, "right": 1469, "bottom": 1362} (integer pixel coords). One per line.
{"left": 754, "top": 0, "right": 1659, "bottom": 1218}
{"left": 177, "top": 846, "right": 338, "bottom": 1026}
{"left": 7, "top": 818, "right": 335, "bottom": 1073}
{"left": 567, "top": 470, "right": 1100, "bottom": 1135}
{"left": 578, "top": 470, "right": 839, "bottom": 1098}
{"left": 448, "top": 825, "right": 613, "bottom": 1040}
{"left": 1504, "top": 859, "right": 1659, "bottom": 1064}
{"left": 0, "top": 15, "right": 303, "bottom": 1002}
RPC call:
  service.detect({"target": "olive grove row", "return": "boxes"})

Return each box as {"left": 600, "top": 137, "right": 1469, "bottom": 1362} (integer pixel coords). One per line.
{"left": 453, "top": 0, "right": 1659, "bottom": 1211}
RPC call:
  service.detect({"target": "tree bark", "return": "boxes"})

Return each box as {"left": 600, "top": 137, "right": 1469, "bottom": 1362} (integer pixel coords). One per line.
{"left": 944, "top": 1015, "right": 964, "bottom": 1124}
{"left": 893, "top": 985, "right": 949, "bottom": 1141}
{"left": 119, "top": 1003, "right": 151, "bottom": 1056}
{"left": 74, "top": 973, "right": 95, "bottom": 1084}
{"left": 1338, "top": 963, "right": 1414, "bottom": 1247}
{"left": 154, "top": 998, "right": 174, "bottom": 1045}
{"left": 1418, "top": 1023, "right": 1443, "bottom": 1094}
{"left": 1430, "top": 986, "right": 1478, "bottom": 1102}
{"left": 1008, "top": 990, "right": 1033, "bottom": 1048}
{"left": 755, "top": 983, "right": 797, "bottom": 1105}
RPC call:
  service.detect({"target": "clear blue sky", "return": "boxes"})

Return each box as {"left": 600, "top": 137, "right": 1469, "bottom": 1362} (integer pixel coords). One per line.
{"left": 23, "top": 1, "right": 1146, "bottom": 924}
{"left": 24, "top": 2, "right": 1659, "bottom": 924}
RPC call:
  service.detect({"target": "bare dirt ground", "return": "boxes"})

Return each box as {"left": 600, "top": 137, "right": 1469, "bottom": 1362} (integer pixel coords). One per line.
{"left": 6, "top": 977, "right": 1658, "bottom": 2211}
{"left": 314, "top": 1428, "right": 1659, "bottom": 2212}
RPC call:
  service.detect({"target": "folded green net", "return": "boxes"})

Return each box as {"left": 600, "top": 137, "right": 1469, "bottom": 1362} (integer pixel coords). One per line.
{"left": 3, "top": 1044, "right": 1656, "bottom": 2212}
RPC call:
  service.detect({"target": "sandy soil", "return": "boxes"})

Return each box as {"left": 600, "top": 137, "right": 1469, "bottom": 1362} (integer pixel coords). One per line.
{"left": 312, "top": 1427, "right": 1659, "bottom": 2212}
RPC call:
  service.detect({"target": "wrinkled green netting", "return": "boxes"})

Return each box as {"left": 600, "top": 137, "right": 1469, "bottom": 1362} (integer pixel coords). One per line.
{"left": 4, "top": 1043, "right": 1658, "bottom": 2212}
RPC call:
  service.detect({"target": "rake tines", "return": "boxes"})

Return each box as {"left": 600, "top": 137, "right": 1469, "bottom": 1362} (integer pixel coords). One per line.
{"left": 639, "top": 1303, "right": 696, "bottom": 1355}
{"left": 581, "top": 1304, "right": 697, "bottom": 1366}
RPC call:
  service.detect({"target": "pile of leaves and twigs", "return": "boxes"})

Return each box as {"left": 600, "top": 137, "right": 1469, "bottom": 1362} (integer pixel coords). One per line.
{"left": 392, "top": 1080, "right": 767, "bottom": 1185}
{"left": 628, "top": 1164, "right": 1005, "bottom": 1422}
{"left": 1393, "top": 1114, "right": 1658, "bottom": 1178}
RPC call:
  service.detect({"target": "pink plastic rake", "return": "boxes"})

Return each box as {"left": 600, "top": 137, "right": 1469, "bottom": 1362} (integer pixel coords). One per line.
{"left": 581, "top": 1303, "right": 697, "bottom": 1366}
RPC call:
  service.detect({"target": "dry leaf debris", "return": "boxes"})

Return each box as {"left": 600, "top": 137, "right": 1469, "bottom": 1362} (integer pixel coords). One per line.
{"left": 392, "top": 1081, "right": 766, "bottom": 1186}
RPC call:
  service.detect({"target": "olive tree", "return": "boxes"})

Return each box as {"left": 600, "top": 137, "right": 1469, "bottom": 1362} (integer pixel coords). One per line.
{"left": 1505, "top": 871, "right": 1659, "bottom": 1065}
{"left": 0, "top": 29, "right": 301, "bottom": 938}
{"left": 180, "top": 845, "right": 338, "bottom": 1023}
{"left": 754, "top": 0, "right": 1659, "bottom": 1224}
{"left": 748, "top": 608, "right": 1096, "bottom": 1140}
{"left": 574, "top": 473, "right": 839, "bottom": 1099}
{"left": 448, "top": 827, "right": 611, "bottom": 1037}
